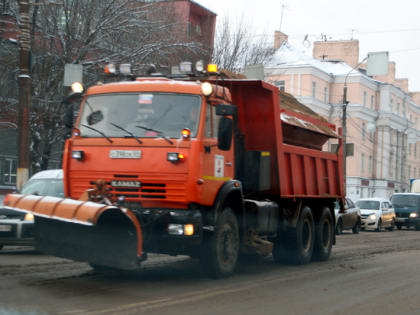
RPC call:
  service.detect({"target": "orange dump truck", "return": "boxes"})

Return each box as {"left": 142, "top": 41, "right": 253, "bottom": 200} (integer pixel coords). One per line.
{"left": 5, "top": 66, "right": 344, "bottom": 277}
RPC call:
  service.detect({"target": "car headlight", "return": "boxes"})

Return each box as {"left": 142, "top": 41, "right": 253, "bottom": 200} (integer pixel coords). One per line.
{"left": 409, "top": 212, "right": 418, "bottom": 218}
{"left": 368, "top": 214, "right": 377, "bottom": 220}
{"left": 24, "top": 213, "right": 34, "bottom": 221}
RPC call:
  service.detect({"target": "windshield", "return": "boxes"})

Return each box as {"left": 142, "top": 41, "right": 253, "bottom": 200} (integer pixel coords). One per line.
{"left": 21, "top": 179, "right": 64, "bottom": 197}
{"left": 391, "top": 195, "right": 420, "bottom": 208}
{"left": 79, "top": 93, "right": 201, "bottom": 139}
{"left": 355, "top": 200, "right": 380, "bottom": 210}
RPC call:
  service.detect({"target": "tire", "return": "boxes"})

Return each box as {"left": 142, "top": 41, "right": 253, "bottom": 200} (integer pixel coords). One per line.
{"left": 335, "top": 219, "right": 343, "bottom": 235}
{"left": 0, "top": 245, "right": 3, "bottom": 251}
{"left": 396, "top": 224, "right": 402, "bottom": 230}
{"left": 273, "top": 206, "right": 315, "bottom": 265}
{"left": 200, "top": 208, "right": 239, "bottom": 278}
{"left": 387, "top": 220, "right": 395, "bottom": 231}
{"left": 313, "top": 207, "right": 334, "bottom": 261}
{"left": 376, "top": 220, "right": 382, "bottom": 232}
{"left": 415, "top": 222, "right": 420, "bottom": 231}
{"left": 352, "top": 220, "right": 361, "bottom": 234}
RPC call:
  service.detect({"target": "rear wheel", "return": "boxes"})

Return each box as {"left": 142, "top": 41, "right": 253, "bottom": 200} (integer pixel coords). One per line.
{"left": 200, "top": 208, "right": 239, "bottom": 278}
{"left": 273, "top": 206, "right": 315, "bottom": 265}
{"left": 352, "top": 220, "right": 361, "bottom": 234}
{"left": 313, "top": 207, "right": 333, "bottom": 261}
{"left": 335, "top": 219, "right": 343, "bottom": 235}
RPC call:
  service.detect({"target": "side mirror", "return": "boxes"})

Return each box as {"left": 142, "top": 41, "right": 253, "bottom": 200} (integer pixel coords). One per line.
{"left": 217, "top": 117, "right": 233, "bottom": 151}
{"left": 216, "top": 104, "right": 237, "bottom": 116}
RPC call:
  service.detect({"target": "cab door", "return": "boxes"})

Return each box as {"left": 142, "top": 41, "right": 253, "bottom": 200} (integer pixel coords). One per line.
{"left": 200, "top": 103, "right": 234, "bottom": 205}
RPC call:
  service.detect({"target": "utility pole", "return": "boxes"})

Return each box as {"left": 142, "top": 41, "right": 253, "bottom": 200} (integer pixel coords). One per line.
{"left": 17, "top": 0, "right": 32, "bottom": 190}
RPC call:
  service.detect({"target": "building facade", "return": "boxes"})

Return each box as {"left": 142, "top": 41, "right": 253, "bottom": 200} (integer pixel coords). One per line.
{"left": 265, "top": 32, "right": 420, "bottom": 201}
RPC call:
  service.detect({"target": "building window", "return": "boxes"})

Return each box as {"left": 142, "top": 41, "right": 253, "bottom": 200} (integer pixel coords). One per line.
{"left": 274, "top": 80, "right": 285, "bottom": 92}
{"left": 397, "top": 103, "right": 400, "bottom": 115}
{"left": 369, "top": 155, "right": 372, "bottom": 174}
{"left": 415, "top": 143, "right": 418, "bottom": 158}
{"left": 324, "top": 87, "right": 328, "bottom": 103}
{"left": 409, "top": 144, "right": 412, "bottom": 156}
{"left": 363, "top": 91, "right": 367, "bottom": 106}
{"left": 408, "top": 165, "right": 411, "bottom": 179}
{"left": 2, "top": 158, "right": 17, "bottom": 185}
{"left": 361, "top": 153, "right": 365, "bottom": 173}
{"left": 416, "top": 118, "right": 418, "bottom": 128}
{"left": 415, "top": 168, "right": 417, "bottom": 179}
{"left": 370, "top": 95, "right": 374, "bottom": 109}
{"left": 312, "top": 81, "right": 316, "bottom": 98}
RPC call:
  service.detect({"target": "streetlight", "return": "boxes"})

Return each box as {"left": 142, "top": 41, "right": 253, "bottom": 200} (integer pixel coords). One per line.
{"left": 342, "top": 52, "right": 389, "bottom": 195}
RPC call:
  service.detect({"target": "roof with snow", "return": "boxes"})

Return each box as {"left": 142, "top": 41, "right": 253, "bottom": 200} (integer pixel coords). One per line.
{"left": 265, "top": 42, "right": 372, "bottom": 79}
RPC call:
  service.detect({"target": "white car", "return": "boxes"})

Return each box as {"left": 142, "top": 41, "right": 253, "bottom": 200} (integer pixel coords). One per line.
{"left": 355, "top": 198, "right": 396, "bottom": 232}
{"left": 0, "top": 169, "right": 64, "bottom": 249}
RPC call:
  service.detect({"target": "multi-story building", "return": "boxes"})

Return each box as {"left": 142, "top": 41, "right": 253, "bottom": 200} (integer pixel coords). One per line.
{"left": 265, "top": 31, "right": 420, "bottom": 201}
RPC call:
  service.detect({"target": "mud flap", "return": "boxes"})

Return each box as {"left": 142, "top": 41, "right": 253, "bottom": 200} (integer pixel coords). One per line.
{"left": 5, "top": 194, "right": 143, "bottom": 270}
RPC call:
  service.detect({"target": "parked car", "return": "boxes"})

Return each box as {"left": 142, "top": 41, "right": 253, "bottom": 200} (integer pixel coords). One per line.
{"left": 335, "top": 197, "right": 361, "bottom": 234}
{"left": 0, "top": 169, "right": 64, "bottom": 250}
{"left": 390, "top": 193, "right": 420, "bottom": 230}
{"left": 356, "top": 198, "right": 396, "bottom": 232}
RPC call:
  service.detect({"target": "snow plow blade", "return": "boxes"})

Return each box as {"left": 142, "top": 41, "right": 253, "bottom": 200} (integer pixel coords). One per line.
{"left": 5, "top": 194, "right": 143, "bottom": 270}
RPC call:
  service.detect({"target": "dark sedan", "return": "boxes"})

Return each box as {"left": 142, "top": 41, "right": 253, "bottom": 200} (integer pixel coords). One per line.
{"left": 335, "top": 197, "right": 362, "bottom": 235}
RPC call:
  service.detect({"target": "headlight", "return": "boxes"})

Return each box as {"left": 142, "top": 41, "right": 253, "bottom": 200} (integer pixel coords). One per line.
{"left": 368, "top": 214, "right": 377, "bottom": 220}
{"left": 24, "top": 213, "right": 34, "bottom": 221}
{"left": 410, "top": 212, "right": 418, "bottom": 218}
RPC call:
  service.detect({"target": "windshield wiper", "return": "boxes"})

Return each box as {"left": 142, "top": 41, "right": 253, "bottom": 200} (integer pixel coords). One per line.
{"left": 81, "top": 124, "right": 113, "bottom": 143}
{"left": 110, "top": 122, "right": 142, "bottom": 144}
{"left": 136, "top": 125, "right": 173, "bottom": 145}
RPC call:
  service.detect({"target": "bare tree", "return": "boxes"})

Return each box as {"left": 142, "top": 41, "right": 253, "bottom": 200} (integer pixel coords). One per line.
{"left": 212, "top": 16, "right": 275, "bottom": 73}
{"left": 1, "top": 0, "right": 208, "bottom": 173}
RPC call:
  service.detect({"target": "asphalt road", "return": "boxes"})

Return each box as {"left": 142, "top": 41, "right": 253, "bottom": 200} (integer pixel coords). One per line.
{"left": 2, "top": 229, "right": 420, "bottom": 315}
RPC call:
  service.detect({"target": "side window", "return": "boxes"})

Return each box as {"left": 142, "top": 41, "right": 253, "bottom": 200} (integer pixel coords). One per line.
{"left": 347, "top": 198, "right": 355, "bottom": 208}
{"left": 205, "top": 104, "right": 221, "bottom": 138}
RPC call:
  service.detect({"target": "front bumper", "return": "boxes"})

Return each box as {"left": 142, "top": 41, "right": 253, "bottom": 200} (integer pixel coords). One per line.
{"left": 0, "top": 220, "right": 34, "bottom": 246}
{"left": 395, "top": 216, "right": 420, "bottom": 227}
{"left": 136, "top": 208, "right": 203, "bottom": 255}
{"left": 361, "top": 218, "right": 378, "bottom": 230}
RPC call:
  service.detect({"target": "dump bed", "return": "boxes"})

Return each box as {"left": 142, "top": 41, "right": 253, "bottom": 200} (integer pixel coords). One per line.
{"left": 215, "top": 79, "right": 344, "bottom": 199}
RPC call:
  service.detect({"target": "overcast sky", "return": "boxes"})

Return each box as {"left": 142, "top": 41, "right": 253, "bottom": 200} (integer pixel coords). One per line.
{"left": 195, "top": 0, "right": 420, "bottom": 91}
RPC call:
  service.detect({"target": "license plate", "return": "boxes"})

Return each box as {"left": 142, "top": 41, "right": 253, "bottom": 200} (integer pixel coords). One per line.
{"left": 0, "top": 225, "right": 12, "bottom": 232}
{"left": 109, "top": 150, "right": 141, "bottom": 159}
{"left": 395, "top": 218, "right": 407, "bottom": 222}
{"left": 111, "top": 180, "right": 141, "bottom": 188}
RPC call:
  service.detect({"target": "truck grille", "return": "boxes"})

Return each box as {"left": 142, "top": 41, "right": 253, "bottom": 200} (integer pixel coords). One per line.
{"left": 70, "top": 172, "right": 187, "bottom": 202}
{"left": 396, "top": 212, "right": 409, "bottom": 218}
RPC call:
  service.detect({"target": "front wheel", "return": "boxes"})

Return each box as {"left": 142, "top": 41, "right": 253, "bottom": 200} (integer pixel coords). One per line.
{"left": 200, "top": 208, "right": 239, "bottom": 278}
{"left": 376, "top": 220, "right": 382, "bottom": 232}
{"left": 396, "top": 224, "right": 402, "bottom": 230}
{"left": 335, "top": 219, "right": 343, "bottom": 235}
{"left": 387, "top": 220, "right": 395, "bottom": 231}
